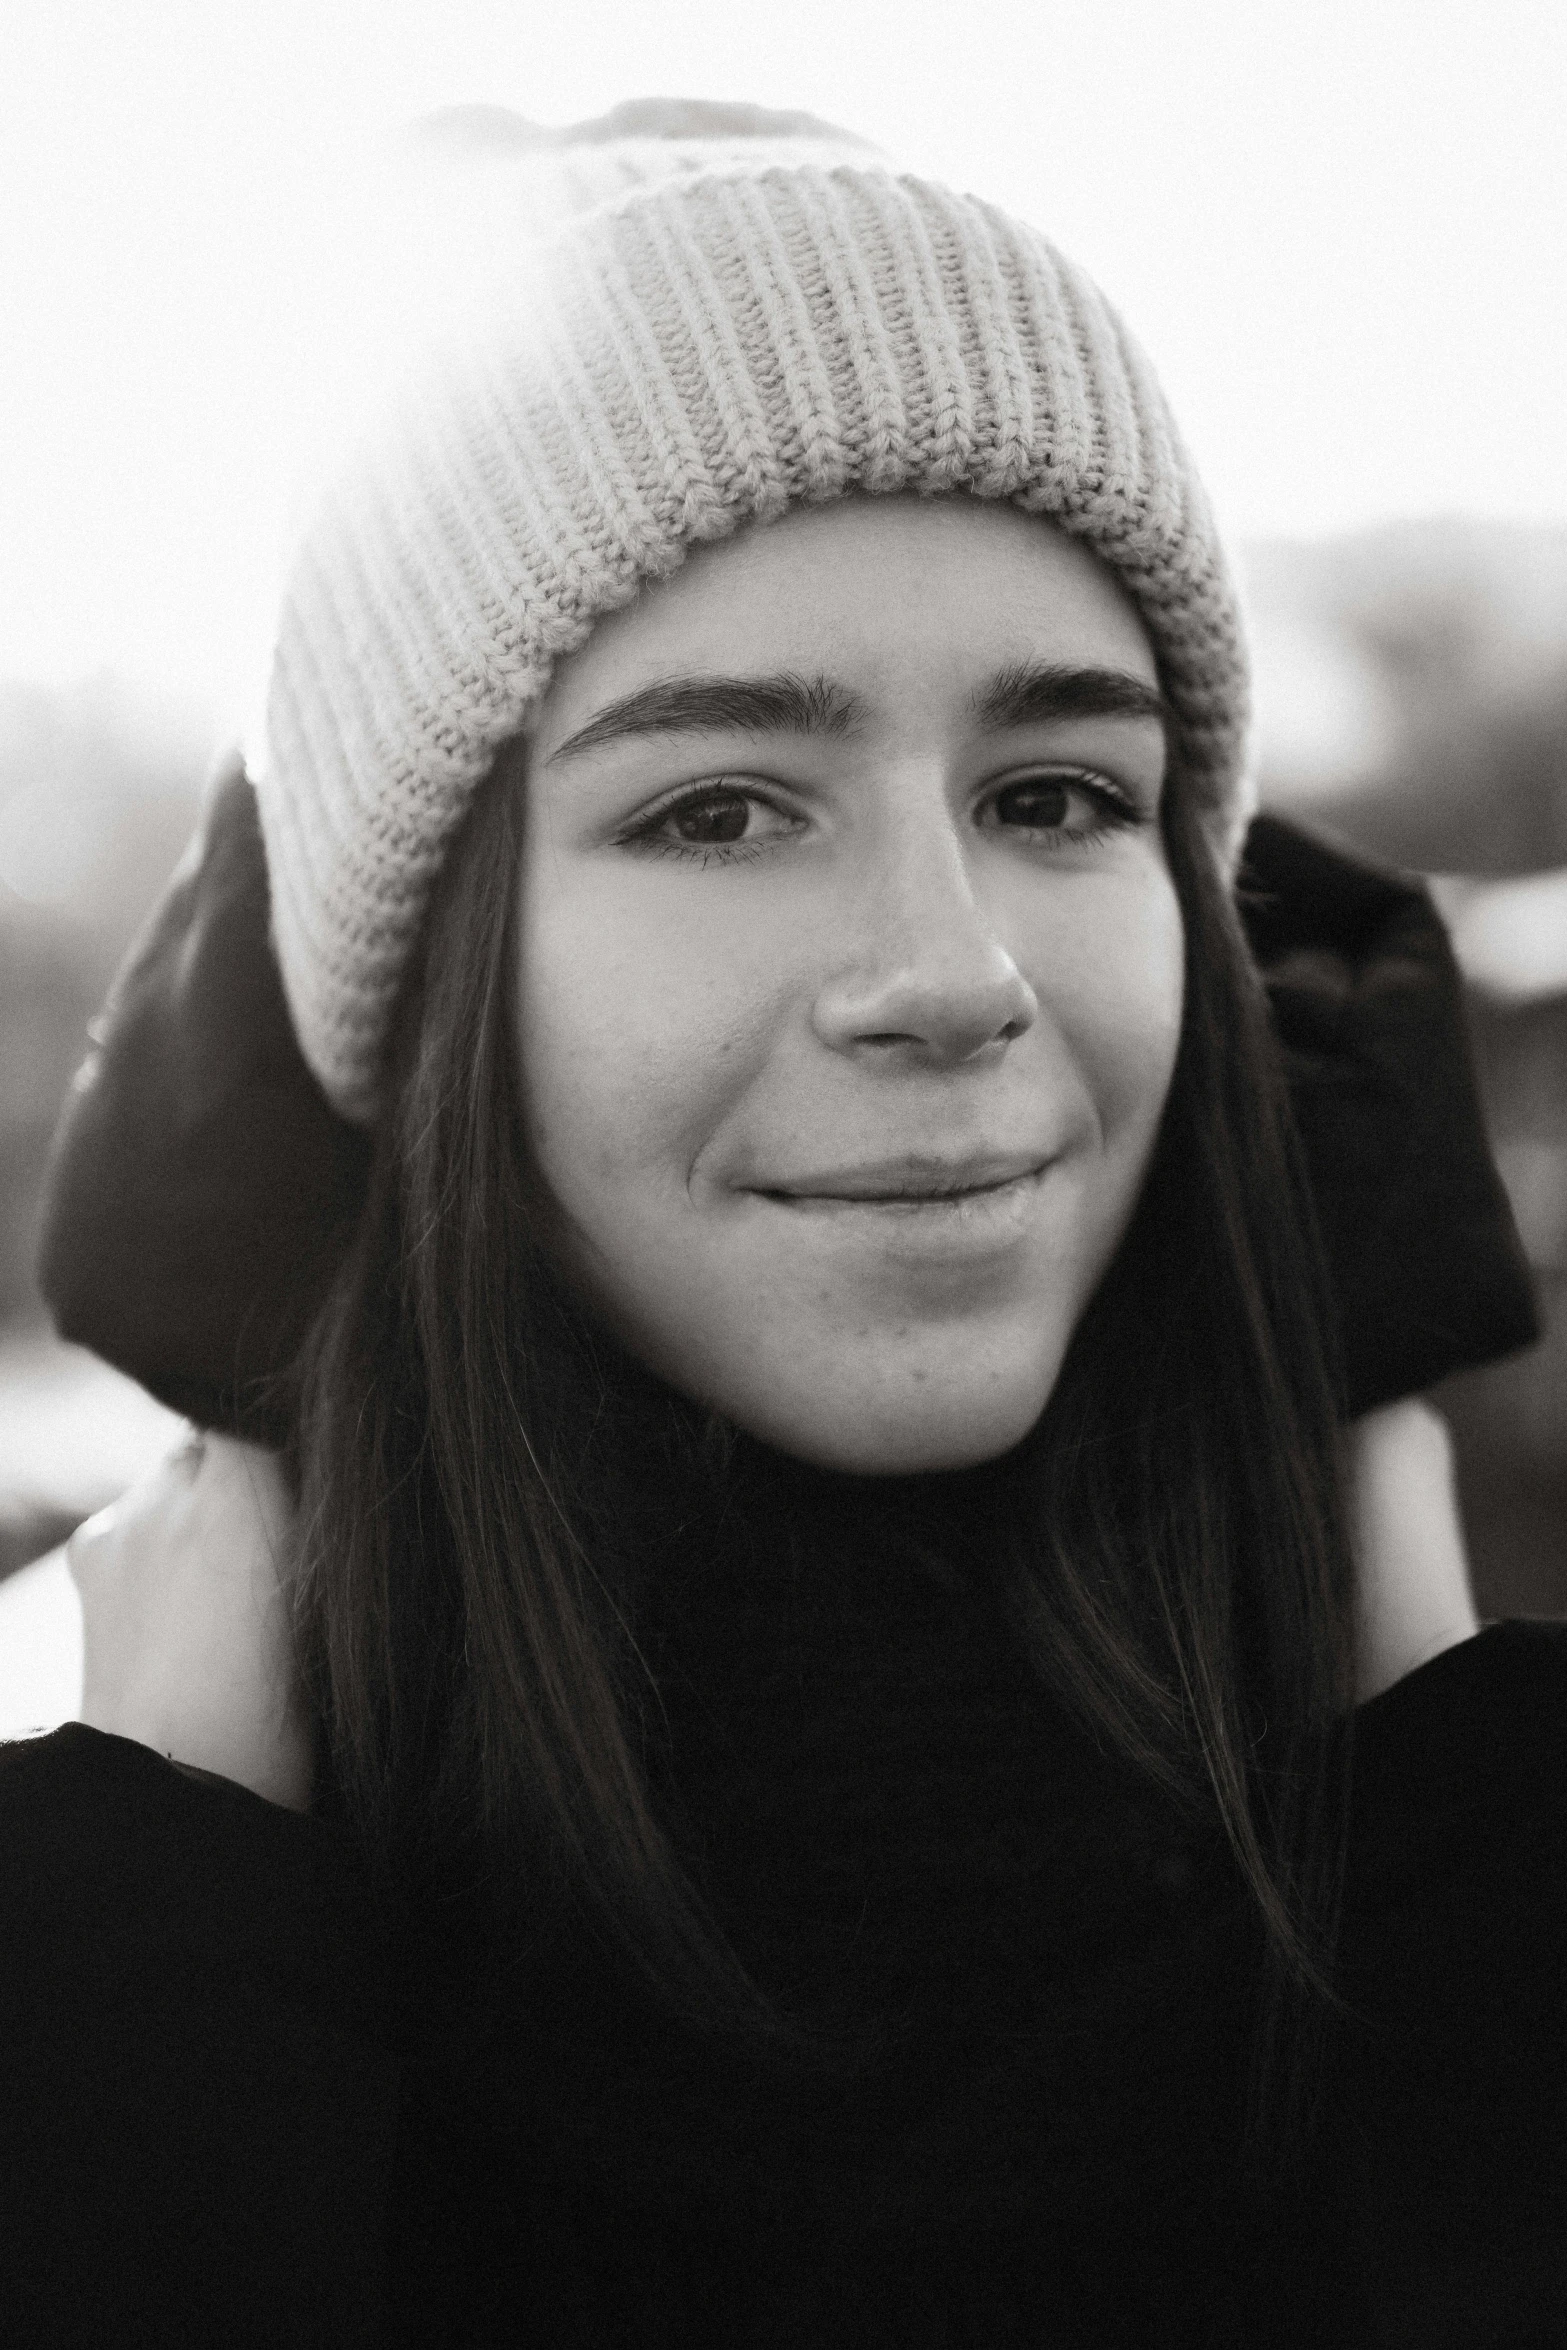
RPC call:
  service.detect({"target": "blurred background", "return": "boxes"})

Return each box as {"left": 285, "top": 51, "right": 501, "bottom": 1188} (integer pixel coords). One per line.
{"left": 3, "top": 0, "right": 1564, "bottom": 1703}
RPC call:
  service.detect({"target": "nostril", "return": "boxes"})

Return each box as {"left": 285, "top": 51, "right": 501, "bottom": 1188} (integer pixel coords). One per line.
{"left": 814, "top": 954, "right": 1039, "bottom": 1063}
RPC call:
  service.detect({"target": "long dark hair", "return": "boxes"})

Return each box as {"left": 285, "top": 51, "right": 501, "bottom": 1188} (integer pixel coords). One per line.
{"left": 290, "top": 728, "right": 1356, "bottom": 2164}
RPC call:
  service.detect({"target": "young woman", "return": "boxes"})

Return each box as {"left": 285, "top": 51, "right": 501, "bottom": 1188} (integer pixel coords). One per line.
{"left": 4, "top": 101, "right": 1561, "bottom": 2348}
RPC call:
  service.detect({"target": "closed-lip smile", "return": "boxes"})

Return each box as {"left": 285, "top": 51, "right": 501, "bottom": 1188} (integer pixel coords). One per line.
{"left": 756, "top": 1153, "right": 1049, "bottom": 1203}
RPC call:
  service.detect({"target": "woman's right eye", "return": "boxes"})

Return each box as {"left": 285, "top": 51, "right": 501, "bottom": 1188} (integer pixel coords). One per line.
{"left": 667, "top": 789, "right": 752, "bottom": 845}
{"left": 622, "top": 784, "right": 799, "bottom": 860}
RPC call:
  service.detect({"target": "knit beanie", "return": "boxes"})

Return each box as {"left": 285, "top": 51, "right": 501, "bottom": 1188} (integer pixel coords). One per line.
{"left": 256, "top": 98, "right": 1253, "bottom": 1124}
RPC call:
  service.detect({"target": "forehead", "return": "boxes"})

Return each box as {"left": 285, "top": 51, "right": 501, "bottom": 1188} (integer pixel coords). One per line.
{"left": 530, "top": 493, "right": 1159, "bottom": 752}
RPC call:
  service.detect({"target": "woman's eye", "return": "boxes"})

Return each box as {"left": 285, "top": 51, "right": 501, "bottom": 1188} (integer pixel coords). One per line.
{"left": 626, "top": 784, "right": 796, "bottom": 859}
{"left": 669, "top": 789, "right": 752, "bottom": 845}
{"left": 987, "top": 773, "right": 1135, "bottom": 839}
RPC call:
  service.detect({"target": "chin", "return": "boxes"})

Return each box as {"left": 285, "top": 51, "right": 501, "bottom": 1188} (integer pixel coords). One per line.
{"left": 737, "top": 1376, "right": 1055, "bottom": 1480}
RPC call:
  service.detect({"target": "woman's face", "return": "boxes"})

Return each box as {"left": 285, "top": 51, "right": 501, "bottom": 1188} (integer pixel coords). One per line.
{"left": 516, "top": 494, "right": 1183, "bottom": 1475}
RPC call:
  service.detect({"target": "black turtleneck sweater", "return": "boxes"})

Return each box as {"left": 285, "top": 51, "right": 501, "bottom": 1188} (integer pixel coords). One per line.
{"left": 2, "top": 1526, "right": 1565, "bottom": 2348}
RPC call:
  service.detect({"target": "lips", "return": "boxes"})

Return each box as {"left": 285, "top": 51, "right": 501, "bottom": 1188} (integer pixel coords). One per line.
{"left": 756, "top": 1152, "right": 1048, "bottom": 1203}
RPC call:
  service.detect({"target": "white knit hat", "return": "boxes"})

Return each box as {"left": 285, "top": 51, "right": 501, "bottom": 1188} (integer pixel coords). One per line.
{"left": 256, "top": 98, "right": 1253, "bottom": 1123}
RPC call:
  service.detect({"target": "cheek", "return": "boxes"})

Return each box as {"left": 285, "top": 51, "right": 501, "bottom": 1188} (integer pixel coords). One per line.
{"left": 1029, "top": 861, "right": 1185, "bottom": 1176}
{"left": 514, "top": 864, "right": 774, "bottom": 1223}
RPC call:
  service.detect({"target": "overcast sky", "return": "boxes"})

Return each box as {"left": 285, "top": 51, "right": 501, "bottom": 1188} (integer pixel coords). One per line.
{"left": 4, "top": 0, "right": 1564, "bottom": 722}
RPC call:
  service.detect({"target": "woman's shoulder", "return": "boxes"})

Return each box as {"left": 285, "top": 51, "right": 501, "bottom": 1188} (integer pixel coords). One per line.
{"left": 1356, "top": 1613, "right": 1567, "bottom": 1720}
{"left": 0, "top": 1721, "right": 396, "bottom": 2044}
{"left": 1348, "top": 1617, "right": 1567, "bottom": 1898}
{"left": 1332, "top": 1623, "right": 1567, "bottom": 2341}
{"left": 0, "top": 1725, "right": 403, "bottom": 2345}
{"left": 1352, "top": 1617, "right": 1567, "bottom": 1816}
{"left": 0, "top": 1719, "right": 341, "bottom": 1894}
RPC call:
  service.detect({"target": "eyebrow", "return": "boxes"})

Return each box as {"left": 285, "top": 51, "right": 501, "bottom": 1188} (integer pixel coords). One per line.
{"left": 543, "top": 661, "right": 1172, "bottom": 765}
{"left": 971, "top": 659, "right": 1173, "bottom": 735}
{"left": 545, "top": 672, "right": 858, "bottom": 764}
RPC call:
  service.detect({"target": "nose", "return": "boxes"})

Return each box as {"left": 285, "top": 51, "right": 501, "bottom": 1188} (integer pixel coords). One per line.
{"left": 811, "top": 818, "right": 1039, "bottom": 1068}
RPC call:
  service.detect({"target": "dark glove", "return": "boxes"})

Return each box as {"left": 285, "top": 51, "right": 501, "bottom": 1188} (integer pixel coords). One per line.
{"left": 36, "top": 763, "right": 1539, "bottom": 1443}
{"left": 1239, "top": 812, "right": 1537, "bottom": 1414}
{"left": 37, "top": 756, "right": 370, "bottom": 1443}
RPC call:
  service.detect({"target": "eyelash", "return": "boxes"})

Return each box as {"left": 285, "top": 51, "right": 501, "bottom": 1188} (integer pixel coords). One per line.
{"left": 619, "top": 788, "right": 786, "bottom": 868}
{"left": 617, "top": 772, "right": 1147, "bottom": 866}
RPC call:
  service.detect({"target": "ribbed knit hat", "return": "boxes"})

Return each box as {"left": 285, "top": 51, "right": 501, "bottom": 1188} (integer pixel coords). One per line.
{"left": 256, "top": 98, "right": 1253, "bottom": 1123}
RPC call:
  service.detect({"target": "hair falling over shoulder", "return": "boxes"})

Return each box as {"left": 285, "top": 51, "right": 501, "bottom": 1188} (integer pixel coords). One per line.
{"left": 286, "top": 739, "right": 1358, "bottom": 2178}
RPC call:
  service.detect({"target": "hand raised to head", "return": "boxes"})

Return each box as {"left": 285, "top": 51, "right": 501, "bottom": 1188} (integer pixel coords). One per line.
{"left": 67, "top": 1430, "right": 312, "bottom": 1811}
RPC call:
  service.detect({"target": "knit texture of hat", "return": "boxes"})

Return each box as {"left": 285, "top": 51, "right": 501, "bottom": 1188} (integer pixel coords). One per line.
{"left": 256, "top": 98, "right": 1253, "bottom": 1123}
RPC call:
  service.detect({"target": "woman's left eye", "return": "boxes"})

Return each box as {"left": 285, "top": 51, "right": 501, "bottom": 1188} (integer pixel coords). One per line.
{"left": 984, "top": 772, "right": 1139, "bottom": 840}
